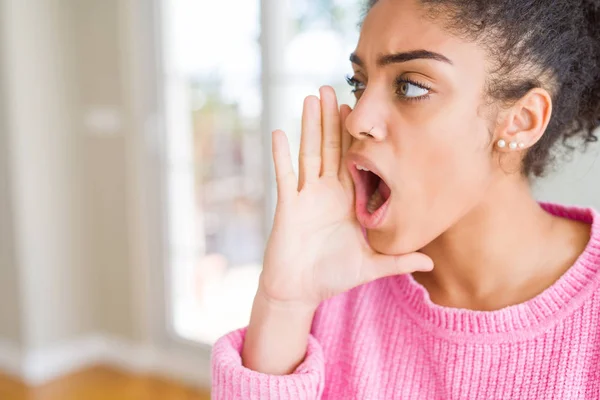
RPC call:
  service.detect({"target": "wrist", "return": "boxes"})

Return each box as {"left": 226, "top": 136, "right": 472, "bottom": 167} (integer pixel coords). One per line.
{"left": 255, "top": 279, "right": 320, "bottom": 314}
{"left": 254, "top": 286, "right": 319, "bottom": 316}
{"left": 243, "top": 287, "right": 318, "bottom": 374}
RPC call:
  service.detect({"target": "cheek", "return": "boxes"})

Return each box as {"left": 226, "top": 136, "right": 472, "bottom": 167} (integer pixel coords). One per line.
{"left": 406, "top": 137, "right": 491, "bottom": 228}
{"left": 404, "top": 108, "right": 492, "bottom": 198}
{"left": 379, "top": 111, "right": 492, "bottom": 253}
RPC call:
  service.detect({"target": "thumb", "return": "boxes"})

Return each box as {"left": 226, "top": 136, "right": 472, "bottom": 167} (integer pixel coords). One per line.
{"left": 361, "top": 251, "right": 434, "bottom": 283}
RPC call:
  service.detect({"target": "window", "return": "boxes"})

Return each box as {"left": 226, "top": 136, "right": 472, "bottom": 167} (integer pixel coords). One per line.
{"left": 162, "top": 0, "right": 362, "bottom": 344}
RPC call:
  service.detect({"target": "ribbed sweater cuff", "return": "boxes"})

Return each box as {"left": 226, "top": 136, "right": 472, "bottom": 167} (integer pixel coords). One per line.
{"left": 211, "top": 328, "right": 325, "bottom": 400}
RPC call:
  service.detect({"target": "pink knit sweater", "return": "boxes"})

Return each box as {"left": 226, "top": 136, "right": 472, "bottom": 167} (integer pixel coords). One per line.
{"left": 212, "top": 204, "right": 600, "bottom": 399}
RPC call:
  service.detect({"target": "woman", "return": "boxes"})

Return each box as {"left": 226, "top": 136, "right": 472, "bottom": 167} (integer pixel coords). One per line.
{"left": 212, "top": 0, "right": 600, "bottom": 398}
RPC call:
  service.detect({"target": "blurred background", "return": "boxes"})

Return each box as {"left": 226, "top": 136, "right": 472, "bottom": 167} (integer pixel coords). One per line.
{"left": 0, "top": 0, "right": 598, "bottom": 399}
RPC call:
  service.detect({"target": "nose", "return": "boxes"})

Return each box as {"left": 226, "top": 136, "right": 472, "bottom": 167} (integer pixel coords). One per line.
{"left": 345, "top": 93, "right": 387, "bottom": 142}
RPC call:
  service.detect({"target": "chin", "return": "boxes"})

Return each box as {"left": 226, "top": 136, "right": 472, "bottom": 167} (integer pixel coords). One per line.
{"left": 365, "top": 225, "right": 426, "bottom": 255}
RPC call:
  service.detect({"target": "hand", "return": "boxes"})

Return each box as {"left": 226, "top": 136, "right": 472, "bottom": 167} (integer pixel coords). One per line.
{"left": 260, "top": 86, "right": 434, "bottom": 308}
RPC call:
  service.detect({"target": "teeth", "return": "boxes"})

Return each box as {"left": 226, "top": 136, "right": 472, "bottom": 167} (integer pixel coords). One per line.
{"left": 367, "top": 190, "right": 384, "bottom": 214}
{"left": 356, "top": 164, "right": 370, "bottom": 171}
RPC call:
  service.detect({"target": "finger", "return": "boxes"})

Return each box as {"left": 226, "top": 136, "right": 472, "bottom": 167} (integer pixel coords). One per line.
{"left": 361, "top": 252, "right": 434, "bottom": 283}
{"left": 339, "top": 104, "right": 354, "bottom": 191}
{"left": 319, "top": 86, "right": 341, "bottom": 177}
{"left": 272, "top": 130, "right": 297, "bottom": 203}
{"left": 298, "top": 96, "right": 322, "bottom": 191}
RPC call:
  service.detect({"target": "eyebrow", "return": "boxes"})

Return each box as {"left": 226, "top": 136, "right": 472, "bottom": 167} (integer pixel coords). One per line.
{"left": 350, "top": 50, "right": 453, "bottom": 67}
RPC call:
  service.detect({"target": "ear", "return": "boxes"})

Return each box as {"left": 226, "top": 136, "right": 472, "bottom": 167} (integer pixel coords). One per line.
{"left": 494, "top": 88, "right": 553, "bottom": 150}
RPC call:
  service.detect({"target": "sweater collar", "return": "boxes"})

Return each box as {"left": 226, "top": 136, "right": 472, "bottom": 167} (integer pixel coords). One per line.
{"left": 389, "top": 203, "right": 600, "bottom": 342}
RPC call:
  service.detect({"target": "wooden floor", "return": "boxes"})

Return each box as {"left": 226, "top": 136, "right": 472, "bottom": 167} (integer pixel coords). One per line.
{"left": 0, "top": 366, "right": 211, "bottom": 400}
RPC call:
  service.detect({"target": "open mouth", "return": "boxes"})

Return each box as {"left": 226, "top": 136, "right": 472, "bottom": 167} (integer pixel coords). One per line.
{"left": 350, "top": 160, "right": 392, "bottom": 229}
{"left": 357, "top": 166, "right": 392, "bottom": 214}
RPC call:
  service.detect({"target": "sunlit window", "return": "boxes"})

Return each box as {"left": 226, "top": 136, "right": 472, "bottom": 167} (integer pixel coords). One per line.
{"left": 163, "top": 0, "right": 361, "bottom": 344}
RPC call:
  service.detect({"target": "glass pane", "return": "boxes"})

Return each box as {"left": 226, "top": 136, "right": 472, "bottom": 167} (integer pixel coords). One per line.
{"left": 278, "top": 0, "right": 362, "bottom": 166}
{"left": 163, "top": 0, "right": 263, "bottom": 344}
{"left": 162, "top": 0, "right": 363, "bottom": 345}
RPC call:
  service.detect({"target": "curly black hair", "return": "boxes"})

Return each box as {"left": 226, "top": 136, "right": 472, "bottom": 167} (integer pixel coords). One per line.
{"left": 366, "top": 0, "right": 600, "bottom": 177}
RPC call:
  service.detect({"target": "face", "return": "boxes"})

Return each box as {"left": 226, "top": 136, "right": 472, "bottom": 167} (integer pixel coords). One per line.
{"left": 346, "top": 0, "right": 499, "bottom": 254}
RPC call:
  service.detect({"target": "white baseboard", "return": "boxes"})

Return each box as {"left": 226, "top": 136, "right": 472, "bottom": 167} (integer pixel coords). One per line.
{"left": 0, "top": 339, "right": 22, "bottom": 378}
{"left": 102, "top": 336, "right": 212, "bottom": 387}
{"left": 22, "top": 336, "right": 107, "bottom": 385}
{"left": 0, "top": 335, "right": 212, "bottom": 388}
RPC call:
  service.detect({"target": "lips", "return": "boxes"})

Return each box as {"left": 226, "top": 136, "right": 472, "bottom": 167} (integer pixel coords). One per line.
{"left": 346, "top": 153, "right": 392, "bottom": 229}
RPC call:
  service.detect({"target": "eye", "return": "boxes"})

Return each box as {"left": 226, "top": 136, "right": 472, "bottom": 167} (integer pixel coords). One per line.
{"left": 396, "top": 79, "right": 430, "bottom": 100}
{"left": 345, "top": 75, "right": 366, "bottom": 95}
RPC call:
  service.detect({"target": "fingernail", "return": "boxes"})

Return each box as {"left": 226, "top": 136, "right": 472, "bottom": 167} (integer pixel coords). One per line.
{"left": 416, "top": 263, "right": 434, "bottom": 272}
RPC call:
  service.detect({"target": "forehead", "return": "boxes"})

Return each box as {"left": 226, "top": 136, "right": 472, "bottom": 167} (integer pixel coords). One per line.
{"left": 356, "top": 0, "right": 482, "bottom": 68}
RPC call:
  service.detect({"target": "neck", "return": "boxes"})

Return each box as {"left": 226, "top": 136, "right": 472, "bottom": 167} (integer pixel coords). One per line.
{"left": 416, "top": 177, "right": 570, "bottom": 310}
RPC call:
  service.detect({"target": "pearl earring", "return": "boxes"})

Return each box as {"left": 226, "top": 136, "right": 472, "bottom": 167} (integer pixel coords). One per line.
{"left": 497, "top": 139, "right": 526, "bottom": 150}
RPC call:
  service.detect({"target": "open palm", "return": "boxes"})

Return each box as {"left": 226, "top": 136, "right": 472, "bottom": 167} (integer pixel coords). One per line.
{"left": 260, "top": 86, "right": 433, "bottom": 308}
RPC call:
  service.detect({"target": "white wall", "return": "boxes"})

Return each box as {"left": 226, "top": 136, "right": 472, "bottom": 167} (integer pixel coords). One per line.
{"left": 68, "top": 0, "right": 137, "bottom": 341}
{"left": 0, "top": 0, "right": 142, "bottom": 351}
{"left": 0, "top": 0, "right": 159, "bottom": 385}
{"left": 0, "top": 120, "right": 22, "bottom": 346}
{"left": 0, "top": 0, "right": 22, "bottom": 345}
{"left": 534, "top": 143, "right": 600, "bottom": 210}
{"left": 1, "top": 0, "right": 93, "bottom": 351}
